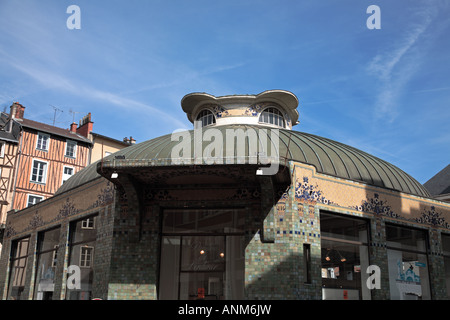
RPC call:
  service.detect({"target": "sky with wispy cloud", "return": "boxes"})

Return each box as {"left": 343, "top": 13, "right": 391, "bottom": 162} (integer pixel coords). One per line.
{"left": 0, "top": 0, "right": 449, "bottom": 184}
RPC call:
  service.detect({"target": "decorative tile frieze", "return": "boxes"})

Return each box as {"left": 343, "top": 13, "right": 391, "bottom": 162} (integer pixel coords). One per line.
{"left": 294, "top": 177, "right": 335, "bottom": 205}
{"left": 416, "top": 206, "right": 450, "bottom": 229}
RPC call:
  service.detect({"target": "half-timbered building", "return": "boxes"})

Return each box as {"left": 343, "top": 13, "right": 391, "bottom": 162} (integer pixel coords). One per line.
{"left": 0, "top": 103, "right": 135, "bottom": 256}
{"left": 0, "top": 110, "right": 21, "bottom": 235}
{"left": 8, "top": 103, "right": 92, "bottom": 212}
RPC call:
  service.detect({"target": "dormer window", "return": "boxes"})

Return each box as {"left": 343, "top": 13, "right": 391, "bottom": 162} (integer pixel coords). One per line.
{"left": 259, "top": 107, "right": 285, "bottom": 128}
{"left": 196, "top": 109, "right": 216, "bottom": 127}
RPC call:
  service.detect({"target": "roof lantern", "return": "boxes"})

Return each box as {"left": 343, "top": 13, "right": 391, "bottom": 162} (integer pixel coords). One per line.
{"left": 181, "top": 90, "right": 299, "bottom": 130}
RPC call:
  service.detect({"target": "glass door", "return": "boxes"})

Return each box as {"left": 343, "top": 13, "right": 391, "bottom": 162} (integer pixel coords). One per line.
{"left": 180, "top": 235, "right": 225, "bottom": 299}
{"left": 159, "top": 209, "right": 245, "bottom": 300}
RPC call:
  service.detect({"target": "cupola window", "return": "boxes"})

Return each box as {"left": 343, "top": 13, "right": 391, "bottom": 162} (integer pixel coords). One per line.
{"left": 196, "top": 109, "right": 216, "bottom": 127}
{"left": 259, "top": 107, "right": 285, "bottom": 128}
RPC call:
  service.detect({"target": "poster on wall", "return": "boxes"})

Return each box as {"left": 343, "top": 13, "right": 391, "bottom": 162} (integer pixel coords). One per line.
{"left": 395, "top": 260, "right": 423, "bottom": 297}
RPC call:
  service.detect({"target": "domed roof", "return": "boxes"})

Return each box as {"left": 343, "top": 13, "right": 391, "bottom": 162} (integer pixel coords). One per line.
{"left": 56, "top": 124, "right": 430, "bottom": 198}
{"left": 55, "top": 160, "right": 102, "bottom": 195}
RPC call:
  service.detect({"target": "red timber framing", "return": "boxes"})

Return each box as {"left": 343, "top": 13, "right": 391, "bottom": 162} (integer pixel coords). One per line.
{"left": 0, "top": 141, "right": 19, "bottom": 225}
{"left": 12, "top": 129, "right": 91, "bottom": 212}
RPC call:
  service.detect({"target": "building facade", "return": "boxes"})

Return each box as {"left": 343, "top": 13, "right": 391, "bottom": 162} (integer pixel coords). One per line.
{"left": 0, "top": 103, "right": 134, "bottom": 256}
{"left": 0, "top": 90, "right": 450, "bottom": 300}
{"left": 10, "top": 103, "right": 93, "bottom": 212}
{"left": 0, "top": 112, "right": 21, "bottom": 230}
{"left": 90, "top": 132, "right": 135, "bottom": 163}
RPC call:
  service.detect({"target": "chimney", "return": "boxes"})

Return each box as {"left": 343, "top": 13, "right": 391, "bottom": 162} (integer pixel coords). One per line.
{"left": 123, "top": 136, "right": 136, "bottom": 145}
{"left": 76, "top": 112, "right": 93, "bottom": 138}
{"left": 10, "top": 102, "right": 25, "bottom": 120}
{"left": 70, "top": 122, "right": 77, "bottom": 132}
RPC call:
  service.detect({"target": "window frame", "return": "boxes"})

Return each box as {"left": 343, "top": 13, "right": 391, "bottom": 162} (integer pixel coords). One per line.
{"left": 27, "top": 194, "right": 44, "bottom": 207}
{"left": 195, "top": 109, "right": 216, "bottom": 128}
{"left": 0, "top": 141, "right": 5, "bottom": 158}
{"left": 80, "top": 246, "right": 94, "bottom": 268}
{"left": 442, "top": 233, "right": 450, "bottom": 299}
{"left": 320, "top": 210, "right": 371, "bottom": 300}
{"left": 61, "top": 165, "right": 75, "bottom": 185}
{"left": 52, "top": 245, "right": 58, "bottom": 268}
{"left": 81, "top": 217, "right": 95, "bottom": 229}
{"left": 258, "top": 107, "right": 286, "bottom": 128}
{"left": 385, "top": 223, "right": 431, "bottom": 300}
{"left": 65, "top": 140, "right": 77, "bottom": 159}
{"left": 30, "top": 159, "right": 48, "bottom": 184}
{"left": 7, "top": 236, "right": 31, "bottom": 300}
{"left": 36, "top": 132, "right": 50, "bottom": 152}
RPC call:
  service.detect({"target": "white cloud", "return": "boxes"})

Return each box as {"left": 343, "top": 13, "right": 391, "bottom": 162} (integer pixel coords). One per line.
{"left": 366, "top": 6, "right": 437, "bottom": 122}
{"left": 0, "top": 47, "right": 188, "bottom": 129}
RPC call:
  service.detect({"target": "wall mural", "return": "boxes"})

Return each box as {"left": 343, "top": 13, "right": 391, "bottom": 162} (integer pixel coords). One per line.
{"left": 355, "top": 193, "right": 450, "bottom": 230}
{"left": 4, "top": 223, "right": 16, "bottom": 238}
{"left": 294, "top": 177, "right": 335, "bottom": 205}
{"left": 245, "top": 104, "right": 263, "bottom": 116}
{"left": 88, "top": 181, "right": 114, "bottom": 209}
{"left": 291, "top": 171, "right": 450, "bottom": 231}
{"left": 25, "top": 211, "right": 45, "bottom": 232}
{"left": 212, "top": 105, "right": 229, "bottom": 118}
{"left": 56, "top": 198, "right": 79, "bottom": 220}
{"left": 416, "top": 206, "right": 450, "bottom": 229}
{"left": 355, "top": 193, "right": 398, "bottom": 219}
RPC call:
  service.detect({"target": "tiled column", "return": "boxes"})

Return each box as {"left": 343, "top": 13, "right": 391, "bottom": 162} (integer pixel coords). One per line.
{"left": 53, "top": 222, "right": 70, "bottom": 299}
{"left": 368, "top": 216, "right": 390, "bottom": 300}
{"left": 22, "top": 232, "right": 37, "bottom": 300}
{"left": 0, "top": 238, "right": 12, "bottom": 299}
{"left": 107, "top": 182, "right": 159, "bottom": 300}
{"left": 428, "top": 229, "right": 447, "bottom": 299}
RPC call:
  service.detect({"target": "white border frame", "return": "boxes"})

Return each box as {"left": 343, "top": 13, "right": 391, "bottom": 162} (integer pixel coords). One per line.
{"left": 30, "top": 158, "right": 49, "bottom": 184}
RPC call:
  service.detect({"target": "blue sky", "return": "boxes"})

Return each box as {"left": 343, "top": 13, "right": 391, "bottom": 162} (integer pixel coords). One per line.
{"left": 0, "top": 0, "right": 449, "bottom": 185}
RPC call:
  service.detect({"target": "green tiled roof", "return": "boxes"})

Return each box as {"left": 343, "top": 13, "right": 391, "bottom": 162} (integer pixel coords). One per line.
{"left": 56, "top": 125, "right": 430, "bottom": 198}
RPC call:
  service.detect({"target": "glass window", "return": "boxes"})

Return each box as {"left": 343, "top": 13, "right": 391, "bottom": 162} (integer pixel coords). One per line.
{"left": 81, "top": 217, "right": 94, "bottom": 229}
{"left": 443, "top": 234, "right": 450, "bottom": 299}
{"left": 7, "top": 237, "right": 30, "bottom": 300}
{"left": 66, "top": 215, "right": 97, "bottom": 300}
{"left": 34, "top": 228, "right": 60, "bottom": 300}
{"left": 304, "top": 244, "right": 312, "bottom": 284}
{"left": 258, "top": 107, "right": 285, "bottom": 128}
{"left": 36, "top": 132, "right": 50, "bottom": 151}
{"left": 320, "top": 211, "right": 370, "bottom": 300}
{"left": 386, "top": 224, "right": 430, "bottom": 300}
{"left": 0, "top": 141, "right": 5, "bottom": 157}
{"left": 195, "top": 109, "right": 216, "bottom": 128}
{"left": 62, "top": 166, "right": 74, "bottom": 184}
{"left": 65, "top": 140, "right": 77, "bottom": 158}
{"left": 27, "top": 194, "right": 44, "bottom": 207}
{"left": 159, "top": 209, "right": 245, "bottom": 300}
{"left": 30, "top": 159, "right": 48, "bottom": 184}
{"left": 80, "top": 247, "right": 94, "bottom": 267}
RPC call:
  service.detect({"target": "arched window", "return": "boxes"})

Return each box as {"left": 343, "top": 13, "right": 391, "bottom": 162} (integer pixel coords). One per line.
{"left": 196, "top": 109, "right": 216, "bottom": 127}
{"left": 259, "top": 107, "right": 285, "bottom": 128}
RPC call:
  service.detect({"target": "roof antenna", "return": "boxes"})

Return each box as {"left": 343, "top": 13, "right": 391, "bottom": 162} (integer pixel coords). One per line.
{"left": 50, "top": 105, "right": 63, "bottom": 126}
{"left": 69, "top": 108, "right": 80, "bottom": 123}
